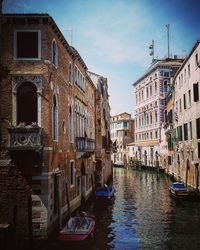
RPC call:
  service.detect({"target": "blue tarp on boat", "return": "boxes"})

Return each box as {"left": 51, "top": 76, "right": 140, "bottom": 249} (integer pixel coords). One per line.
{"left": 95, "top": 184, "right": 115, "bottom": 198}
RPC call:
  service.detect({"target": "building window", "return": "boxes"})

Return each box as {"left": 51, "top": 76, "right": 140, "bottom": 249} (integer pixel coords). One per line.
{"left": 17, "top": 82, "right": 38, "bottom": 125}
{"left": 164, "top": 71, "right": 170, "bottom": 77}
{"left": 52, "top": 95, "right": 58, "bottom": 141}
{"left": 168, "top": 156, "right": 172, "bottom": 165}
{"left": 150, "top": 85, "right": 152, "bottom": 96}
{"left": 150, "top": 113, "right": 152, "bottom": 124}
{"left": 62, "top": 120, "right": 66, "bottom": 134}
{"left": 196, "top": 118, "right": 200, "bottom": 139}
{"left": 183, "top": 94, "right": 187, "bottom": 109}
{"left": 179, "top": 99, "right": 182, "bottom": 112}
{"left": 155, "top": 111, "right": 158, "bottom": 123}
{"left": 14, "top": 30, "right": 41, "bottom": 59}
{"left": 70, "top": 161, "right": 75, "bottom": 186}
{"left": 193, "top": 83, "right": 199, "bottom": 102}
{"left": 155, "top": 131, "right": 158, "bottom": 139}
{"left": 177, "top": 125, "right": 183, "bottom": 141}
{"left": 69, "top": 106, "right": 73, "bottom": 143}
{"left": 184, "top": 123, "right": 188, "bottom": 141}
{"left": 52, "top": 39, "right": 58, "bottom": 67}
{"left": 68, "top": 63, "right": 72, "bottom": 83}
{"left": 195, "top": 53, "right": 199, "bottom": 67}
{"left": 198, "top": 143, "right": 200, "bottom": 158}
{"left": 155, "top": 82, "right": 157, "bottom": 94}
{"left": 188, "top": 64, "right": 190, "bottom": 77}
{"left": 188, "top": 90, "right": 191, "bottom": 107}
{"left": 146, "top": 87, "right": 149, "bottom": 99}
{"left": 163, "top": 80, "right": 168, "bottom": 93}
{"left": 124, "top": 122, "right": 128, "bottom": 128}
{"left": 190, "top": 121, "right": 192, "bottom": 140}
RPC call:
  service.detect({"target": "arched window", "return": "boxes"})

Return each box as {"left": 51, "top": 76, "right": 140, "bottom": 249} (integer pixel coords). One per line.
{"left": 155, "top": 111, "right": 158, "bottom": 123}
{"left": 150, "top": 112, "right": 152, "bottom": 124}
{"left": 146, "top": 87, "right": 149, "bottom": 99}
{"left": 17, "top": 82, "right": 37, "bottom": 125}
{"left": 52, "top": 95, "right": 58, "bottom": 141}
{"left": 52, "top": 40, "right": 58, "bottom": 67}
{"left": 146, "top": 114, "right": 149, "bottom": 125}
{"left": 150, "top": 85, "right": 152, "bottom": 96}
{"left": 69, "top": 106, "right": 73, "bottom": 143}
{"left": 155, "top": 81, "right": 157, "bottom": 94}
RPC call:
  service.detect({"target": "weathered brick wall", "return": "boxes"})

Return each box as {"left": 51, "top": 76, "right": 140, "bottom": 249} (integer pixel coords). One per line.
{"left": 0, "top": 160, "right": 32, "bottom": 238}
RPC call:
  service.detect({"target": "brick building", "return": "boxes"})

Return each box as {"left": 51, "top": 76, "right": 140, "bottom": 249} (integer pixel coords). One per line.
{"left": 0, "top": 13, "right": 110, "bottom": 239}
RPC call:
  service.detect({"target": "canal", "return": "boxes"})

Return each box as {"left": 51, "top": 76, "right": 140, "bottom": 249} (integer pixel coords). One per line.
{"left": 8, "top": 168, "right": 200, "bottom": 249}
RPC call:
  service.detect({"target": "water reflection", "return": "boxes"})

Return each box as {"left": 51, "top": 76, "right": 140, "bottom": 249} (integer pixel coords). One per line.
{"left": 4, "top": 168, "right": 200, "bottom": 250}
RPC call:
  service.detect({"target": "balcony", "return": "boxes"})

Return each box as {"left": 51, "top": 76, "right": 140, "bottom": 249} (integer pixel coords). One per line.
{"left": 76, "top": 137, "right": 95, "bottom": 152}
{"left": 7, "top": 127, "right": 42, "bottom": 151}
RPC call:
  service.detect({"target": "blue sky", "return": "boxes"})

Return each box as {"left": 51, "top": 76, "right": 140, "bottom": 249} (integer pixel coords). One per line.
{"left": 3, "top": 0, "right": 200, "bottom": 116}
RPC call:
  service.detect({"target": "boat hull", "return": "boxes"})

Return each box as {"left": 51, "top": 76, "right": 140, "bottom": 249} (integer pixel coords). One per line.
{"left": 169, "top": 182, "right": 197, "bottom": 199}
{"left": 58, "top": 217, "right": 95, "bottom": 241}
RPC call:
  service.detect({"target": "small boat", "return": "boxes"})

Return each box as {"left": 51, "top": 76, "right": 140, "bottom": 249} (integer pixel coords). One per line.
{"left": 58, "top": 211, "right": 95, "bottom": 241}
{"left": 169, "top": 182, "right": 196, "bottom": 199}
{"left": 95, "top": 184, "right": 115, "bottom": 199}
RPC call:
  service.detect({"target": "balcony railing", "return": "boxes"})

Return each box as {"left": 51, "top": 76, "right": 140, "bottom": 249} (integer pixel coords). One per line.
{"left": 76, "top": 137, "right": 95, "bottom": 152}
{"left": 7, "top": 127, "right": 42, "bottom": 151}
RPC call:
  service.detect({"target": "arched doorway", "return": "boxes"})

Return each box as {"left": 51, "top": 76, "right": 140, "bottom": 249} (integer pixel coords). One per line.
{"left": 17, "top": 82, "right": 37, "bottom": 125}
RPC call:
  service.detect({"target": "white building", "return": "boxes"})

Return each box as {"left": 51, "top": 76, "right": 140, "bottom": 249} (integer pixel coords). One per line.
{"left": 173, "top": 41, "right": 200, "bottom": 189}
{"left": 110, "top": 112, "right": 134, "bottom": 166}
{"left": 133, "top": 58, "right": 183, "bottom": 168}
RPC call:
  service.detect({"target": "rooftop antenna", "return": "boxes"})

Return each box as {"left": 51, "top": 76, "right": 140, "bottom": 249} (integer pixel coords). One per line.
{"left": 149, "top": 40, "right": 154, "bottom": 61}
{"left": 165, "top": 24, "right": 170, "bottom": 58}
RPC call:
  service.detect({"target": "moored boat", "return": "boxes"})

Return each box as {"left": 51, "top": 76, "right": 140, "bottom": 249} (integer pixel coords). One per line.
{"left": 169, "top": 182, "right": 197, "bottom": 199}
{"left": 58, "top": 211, "right": 95, "bottom": 241}
{"left": 95, "top": 184, "right": 115, "bottom": 199}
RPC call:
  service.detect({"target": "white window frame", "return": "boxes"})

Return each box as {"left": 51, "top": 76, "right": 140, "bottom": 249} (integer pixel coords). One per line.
{"left": 14, "top": 30, "right": 41, "bottom": 60}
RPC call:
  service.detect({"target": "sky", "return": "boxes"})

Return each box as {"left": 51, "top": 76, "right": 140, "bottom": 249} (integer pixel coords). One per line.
{"left": 3, "top": 0, "right": 200, "bottom": 116}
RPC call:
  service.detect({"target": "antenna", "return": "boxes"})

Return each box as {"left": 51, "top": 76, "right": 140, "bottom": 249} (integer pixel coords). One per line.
{"left": 165, "top": 24, "right": 170, "bottom": 58}
{"left": 149, "top": 40, "right": 154, "bottom": 61}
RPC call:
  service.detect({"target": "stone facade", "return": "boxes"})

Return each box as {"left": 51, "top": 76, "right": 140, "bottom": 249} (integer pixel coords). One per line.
{"left": 171, "top": 41, "right": 200, "bottom": 190}
{"left": 88, "top": 71, "right": 112, "bottom": 186}
{"left": 110, "top": 112, "right": 134, "bottom": 167}
{"left": 133, "top": 58, "right": 183, "bottom": 169}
